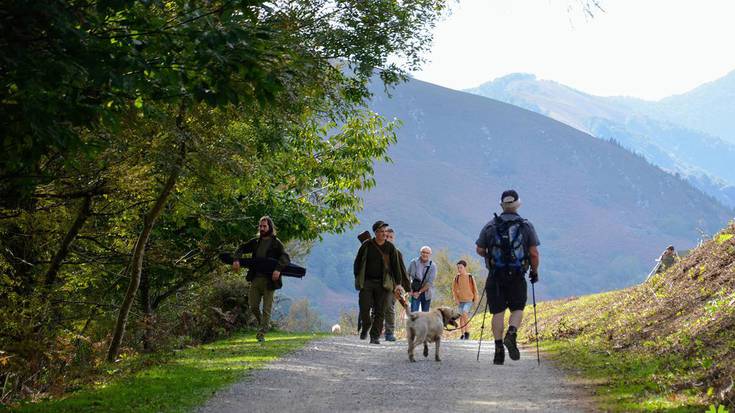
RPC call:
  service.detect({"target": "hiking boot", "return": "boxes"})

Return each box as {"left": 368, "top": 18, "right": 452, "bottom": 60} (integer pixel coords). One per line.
{"left": 359, "top": 328, "right": 368, "bottom": 340}
{"left": 369, "top": 338, "right": 380, "bottom": 345}
{"left": 463, "top": 332, "right": 470, "bottom": 340}
{"left": 384, "top": 333, "right": 396, "bottom": 342}
{"left": 504, "top": 329, "right": 520, "bottom": 361}
{"left": 256, "top": 332, "right": 265, "bottom": 343}
{"left": 493, "top": 346, "right": 505, "bottom": 365}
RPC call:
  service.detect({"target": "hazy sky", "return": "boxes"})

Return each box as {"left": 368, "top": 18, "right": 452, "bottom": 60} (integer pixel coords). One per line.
{"left": 412, "top": 0, "right": 735, "bottom": 100}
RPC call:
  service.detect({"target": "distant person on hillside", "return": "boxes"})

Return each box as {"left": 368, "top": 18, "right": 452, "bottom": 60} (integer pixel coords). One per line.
{"left": 353, "top": 221, "right": 405, "bottom": 344}
{"left": 382, "top": 227, "right": 408, "bottom": 342}
{"left": 452, "top": 260, "right": 478, "bottom": 340}
{"left": 407, "top": 246, "right": 437, "bottom": 312}
{"left": 476, "top": 189, "right": 540, "bottom": 365}
{"left": 656, "top": 245, "right": 679, "bottom": 273}
{"left": 232, "top": 216, "right": 290, "bottom": 343}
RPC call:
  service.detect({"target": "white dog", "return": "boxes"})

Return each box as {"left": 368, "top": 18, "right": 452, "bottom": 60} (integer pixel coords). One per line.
{"left": 395, "top": 290, "right": 460, "bottom": 362}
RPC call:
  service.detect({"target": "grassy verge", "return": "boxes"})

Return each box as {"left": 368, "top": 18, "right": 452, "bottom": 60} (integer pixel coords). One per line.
{"left": 9, "top": 331, "right": 322, "bottom": 413}
{"left": 468, "top": 289, "right": 726, "bottom": 412}
{"left": 467, "top": 224, "right": 735, "bottom": 412}
{"left": 537, "top": 338, "right": 706, "bottom": 412}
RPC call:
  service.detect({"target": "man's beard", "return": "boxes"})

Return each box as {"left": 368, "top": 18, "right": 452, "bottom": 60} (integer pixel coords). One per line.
{"left": 259, "top": 230, "right": 270, "bottom": 237}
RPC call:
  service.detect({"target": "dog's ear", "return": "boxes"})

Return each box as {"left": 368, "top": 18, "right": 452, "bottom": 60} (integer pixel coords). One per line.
{"left": 439, "top": 307, "right": 449, "bottom": 325}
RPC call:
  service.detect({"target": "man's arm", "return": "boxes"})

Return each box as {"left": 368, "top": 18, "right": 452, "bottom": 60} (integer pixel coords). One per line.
{"left": 396, "top": 249, "right": 410, "bottom": 292}
{"left": 232, "top": 239, "right": 256, "bottom": 271}
{"left": 234, "top": 239, "right": 256, "bottom": 259}
{"left": 354, "top": 243, "right": 366, "bottom": 277}
{"left": 476, "top": 225, "right": 489, "bottom": 257}
{"left": 451, "top": 276, "right": 459, "bottom": 302}
{"left": 271, "top": 239, "right": 289, "bottom": 281}
{"left": 406, "top": 259, "right": 416, "bottom": 280}
{"left": 529, "top": 245, "right": 540, "bottom": 272}
{"left": 274, "top": 239, "right": 290, "bottom": 271}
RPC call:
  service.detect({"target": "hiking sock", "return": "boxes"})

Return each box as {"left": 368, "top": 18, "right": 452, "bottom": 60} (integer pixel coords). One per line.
{"left": 504, "top": 326, "right": 520, "bottom": 361}
{"left": 493, "top": 340, "right": 504, "bottom": 365}
{"left": 464, "top": 332, "right": 470, "bottom": 340}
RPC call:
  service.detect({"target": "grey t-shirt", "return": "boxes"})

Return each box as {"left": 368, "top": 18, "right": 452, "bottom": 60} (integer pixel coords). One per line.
{"left": 476, "top": 212, "right": 539, "bottom": 269}
{"left": 408, "top": 258, "right": 437, "bottom": 300}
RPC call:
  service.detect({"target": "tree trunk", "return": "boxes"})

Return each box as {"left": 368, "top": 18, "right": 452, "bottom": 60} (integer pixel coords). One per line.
{"left": 106, "top": 141, "right": 186, "bottom": 362}
{"left": 44, "top": 195, "right": 92, "bottom": 288}
{"left": 139, "top": 269, "right": 154, "bottom": 351}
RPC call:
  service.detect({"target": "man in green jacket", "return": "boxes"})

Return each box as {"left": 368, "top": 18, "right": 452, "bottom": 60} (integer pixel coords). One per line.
{"left": 353, "top": 220, "right": 408, "bottom": 344}
{"left": 383, "top": 227, "right": 408, "bottom": 342}
{"left": 233, "top": 216, "right": 290, "bottom": 342}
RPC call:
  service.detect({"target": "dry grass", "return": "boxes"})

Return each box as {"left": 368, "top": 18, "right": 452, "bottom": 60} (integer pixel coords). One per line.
{"left": 517, "top": 222, "right": 735, "bottom": 411}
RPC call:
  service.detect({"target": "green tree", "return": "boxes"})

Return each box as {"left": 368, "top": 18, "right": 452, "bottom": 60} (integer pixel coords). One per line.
{"left": 0, "top": 0, "right": 450, "bottom": 395}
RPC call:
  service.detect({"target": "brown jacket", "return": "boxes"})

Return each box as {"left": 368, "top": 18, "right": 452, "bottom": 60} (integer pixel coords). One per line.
{"left": 452, "top": 273, "right": 478, "bottom": 303}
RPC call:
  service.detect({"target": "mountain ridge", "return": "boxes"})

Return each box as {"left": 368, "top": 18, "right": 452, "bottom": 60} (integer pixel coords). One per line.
{"left": 288, "top": 76, "right": 733, "bottom": 321}
{"left": 466, "top": 72, "right": 735, "bottom": 207}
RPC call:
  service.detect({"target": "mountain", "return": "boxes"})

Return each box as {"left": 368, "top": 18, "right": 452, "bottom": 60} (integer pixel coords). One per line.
{"left": 614, "top": 69, "right": 735, "bottom": 145}
{"left": 465, "top": 73, "right": 735, "bottom": 208}
{"left": 284, "top": 77, "right": 733, "bottom": 321}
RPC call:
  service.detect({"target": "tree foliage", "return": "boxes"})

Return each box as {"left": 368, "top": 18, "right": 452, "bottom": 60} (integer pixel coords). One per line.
{"left": 0, "top": 0, "right": 448, "bottom": 403}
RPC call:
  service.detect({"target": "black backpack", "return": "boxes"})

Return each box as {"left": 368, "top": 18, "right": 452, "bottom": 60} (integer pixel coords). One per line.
{"left": 487, "top": 214, "right": 529, "bottom": 277}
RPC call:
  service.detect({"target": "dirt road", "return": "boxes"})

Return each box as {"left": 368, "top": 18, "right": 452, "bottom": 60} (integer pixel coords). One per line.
{"left": 198, "top": 336, "right": 595, "bottom": 413}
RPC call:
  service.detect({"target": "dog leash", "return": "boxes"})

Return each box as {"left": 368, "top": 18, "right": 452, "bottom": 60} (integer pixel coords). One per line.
{"left": 395, "top": 286, "right": 487, "bottom": 333}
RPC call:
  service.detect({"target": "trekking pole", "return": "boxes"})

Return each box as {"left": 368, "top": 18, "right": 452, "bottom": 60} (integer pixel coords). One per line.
{"left": 531, "top": 280, "right": 540, "bottom": 366}
{"left": 476, "top": 299, "right": 488, "bottom": 362}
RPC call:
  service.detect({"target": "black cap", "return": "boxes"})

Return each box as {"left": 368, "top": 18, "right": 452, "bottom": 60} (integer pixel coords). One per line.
{"left": 501, "top": 189, "right": 519, "bottom": 204}
{"left": 372, "top": 220, "right": 389, "bottom": 232}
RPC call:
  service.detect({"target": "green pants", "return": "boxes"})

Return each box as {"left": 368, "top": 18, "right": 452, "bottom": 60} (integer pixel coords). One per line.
{"left": 249, "top": 277, "right": 275, "bottom": 334}
{"left": 384, "top": 293, "right": 396, "bottom": 336}
{"left": 359, "top": 279, "right": 387, "bottom": 340}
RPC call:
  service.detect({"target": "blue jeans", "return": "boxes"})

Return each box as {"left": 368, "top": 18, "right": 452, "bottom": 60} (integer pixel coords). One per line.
{"left": 410, "top": 293, "right": 431, "bottom": 312}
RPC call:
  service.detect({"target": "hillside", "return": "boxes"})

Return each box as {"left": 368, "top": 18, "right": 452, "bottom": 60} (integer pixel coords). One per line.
{"left": 517, "top": 222, "right": 735, "bottom": 411}
{"left": 466, "top": 73, "right": 735, "bottom": 208}
{"left": 284, "top": 78, "right": 733, "bottom": 321}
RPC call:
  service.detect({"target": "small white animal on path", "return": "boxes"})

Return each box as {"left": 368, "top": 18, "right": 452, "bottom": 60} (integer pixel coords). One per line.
{"left": 331, "top": 324, "right": 342, "bottom": 334}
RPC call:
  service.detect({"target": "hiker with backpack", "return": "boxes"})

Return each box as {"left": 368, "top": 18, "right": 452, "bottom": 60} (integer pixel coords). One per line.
{"left": 452, "top": 260, "right": 478, "bottom": 340}
{"left": 475, "top": 190, "right": 540, "bottom": 365}
{"left": 407, "top": 246, "right": 437, "bottom": 312}
{"left": 354, "top": 220, "right": 407, "bottom": 344}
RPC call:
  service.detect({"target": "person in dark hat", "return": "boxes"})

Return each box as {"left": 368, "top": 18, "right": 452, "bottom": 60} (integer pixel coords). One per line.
{"left": 353, "top": 220, "right": 408, "bottom": 344}
{"left": 475, "top": 190, "right": 540, "bottom": 365}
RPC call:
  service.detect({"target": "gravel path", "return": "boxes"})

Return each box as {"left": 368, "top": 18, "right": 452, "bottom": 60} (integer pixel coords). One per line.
{"left": 198, "top": 336, "right": 596, "bottom": 413}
